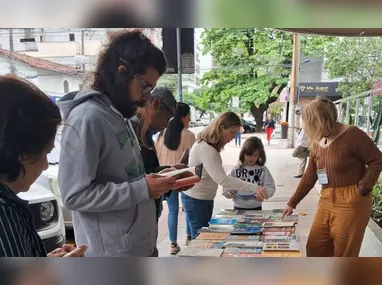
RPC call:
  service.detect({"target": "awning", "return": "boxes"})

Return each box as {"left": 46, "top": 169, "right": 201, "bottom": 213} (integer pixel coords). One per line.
{"left": 277, "top": 29, "right": 382, "bottom": 37}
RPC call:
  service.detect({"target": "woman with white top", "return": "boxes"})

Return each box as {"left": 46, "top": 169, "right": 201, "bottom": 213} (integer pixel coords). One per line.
{"left": 155, "top": 102, "right": 196, "bottom": 254}
{"left": 181, "top": 112, "right": 269, "bottom": 239}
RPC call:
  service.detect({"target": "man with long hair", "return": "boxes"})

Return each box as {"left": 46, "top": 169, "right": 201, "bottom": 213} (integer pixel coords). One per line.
{"left": 58, "top": 30, "right": 177, "bottom": 257}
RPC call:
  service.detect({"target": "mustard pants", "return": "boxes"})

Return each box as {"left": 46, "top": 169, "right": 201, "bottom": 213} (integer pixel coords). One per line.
{"left": 306, "top": 185, "right": 372, "bottom": 257}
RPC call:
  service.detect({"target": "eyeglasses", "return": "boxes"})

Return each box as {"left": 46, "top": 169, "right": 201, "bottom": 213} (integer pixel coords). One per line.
{"left": 134, "top": 74, "right": 155, "bottom": 95}
{"left": 119, "top": 57, "right": 155, "bottom": 95}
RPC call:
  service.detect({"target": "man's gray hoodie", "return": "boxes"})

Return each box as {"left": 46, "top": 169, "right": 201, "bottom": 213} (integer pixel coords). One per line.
{"left": 57, "top": 89, "right": 157, "bottom": 257}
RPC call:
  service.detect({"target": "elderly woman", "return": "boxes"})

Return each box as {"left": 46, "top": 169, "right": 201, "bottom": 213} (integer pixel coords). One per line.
{"left": 0, "top": 75, "right": 87, "bottom": 257}
{"left": 283, "top": 96, "right": 382, "bottom": 257}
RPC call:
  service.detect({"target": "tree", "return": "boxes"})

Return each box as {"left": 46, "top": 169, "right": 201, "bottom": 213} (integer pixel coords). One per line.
{"left": 200, "top": 28, "right": 329, "bottom": 129}
{"left": 324, "top": 37, "right": 382, "bottom": 97}
{"left": 157, "top": 74, "right": 177, "bottom": 95}
{"left": 157, "top": 74, "right": 208, "bottom": 117}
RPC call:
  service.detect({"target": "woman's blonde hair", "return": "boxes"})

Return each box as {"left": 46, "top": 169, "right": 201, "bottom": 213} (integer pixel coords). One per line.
{"left": 197, "top": 112, "right": 241, "bottom": 152}
{"left": 302, "top": 96, "right": 338, "bottom": 147}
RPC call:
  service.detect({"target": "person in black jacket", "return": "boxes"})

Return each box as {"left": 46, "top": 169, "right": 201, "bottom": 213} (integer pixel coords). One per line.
{"left": 131, "top": 87, "right": 195, "bottom": 257}
{"left": 131, "top": 87, "right": 179, "bottom": 220}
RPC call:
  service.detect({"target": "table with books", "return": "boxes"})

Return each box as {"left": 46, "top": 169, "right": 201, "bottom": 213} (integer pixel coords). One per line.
{"left": 178, "top": 209, "right": 302, "bottom": 257}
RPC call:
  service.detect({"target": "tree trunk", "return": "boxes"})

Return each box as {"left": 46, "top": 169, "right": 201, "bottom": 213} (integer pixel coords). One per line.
{"left": 250, "top": 104, "right": 267, "bottom": 131}
{"left": 249, "top": 83, "right": 287, "bottom": 132}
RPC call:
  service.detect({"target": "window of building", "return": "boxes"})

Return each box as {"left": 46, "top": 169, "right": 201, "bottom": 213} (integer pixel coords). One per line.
{"left": 63, "top": 80, "right": 69, "bottom": 93}
{"left": 69, "top": 34, "right": 75, "bottom": 41}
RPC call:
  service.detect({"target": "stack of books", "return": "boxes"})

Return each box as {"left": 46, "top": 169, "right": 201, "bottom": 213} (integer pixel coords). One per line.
{"left": 180, "top": 209, "right": 301, "bottom": 257}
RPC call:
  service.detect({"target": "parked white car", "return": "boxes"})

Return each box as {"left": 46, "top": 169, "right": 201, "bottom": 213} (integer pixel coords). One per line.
{"left": 34, "top": 130, "right": 73, "bottom": 229}
{"left": 18, "top": 182, "right": 66, "bottom": 253}
{"left": 35, "top": 166, "right": 72, "bottom": 230}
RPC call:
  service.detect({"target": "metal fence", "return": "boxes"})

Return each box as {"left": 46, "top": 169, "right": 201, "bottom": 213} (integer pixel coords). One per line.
{"left": 334, "top": 87, "right": 382, "bottom": 147}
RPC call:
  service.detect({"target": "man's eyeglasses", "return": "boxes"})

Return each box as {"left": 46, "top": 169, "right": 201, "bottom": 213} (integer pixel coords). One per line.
{"left": 119, "top": 57, "right": 155, "bottom": 95}
{"left": 134, "top": 74, "right": 155, "bottom": 95}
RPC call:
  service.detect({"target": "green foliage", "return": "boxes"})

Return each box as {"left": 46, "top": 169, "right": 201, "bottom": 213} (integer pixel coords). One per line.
{"left": 199, "top": 28, "right": 330, "bottom": 125}
{"left": 372, "top": 176, "right": 382, "bottom": 226}
{"left": 324, "top": 37, "right": 382, "bottom": 97}
{"left": 372, "top": 97, "right": 382, "bottom": 144}
{"left": 157, "top": 74, "right": 209, "bottom": 113}
{"left": 157, "top": 74, "right": 177, "bottom": 95}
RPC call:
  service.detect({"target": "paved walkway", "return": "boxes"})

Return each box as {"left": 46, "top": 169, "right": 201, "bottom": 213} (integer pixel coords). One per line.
{"left": 157, "top": 132, "right": 382, "bottom": 257}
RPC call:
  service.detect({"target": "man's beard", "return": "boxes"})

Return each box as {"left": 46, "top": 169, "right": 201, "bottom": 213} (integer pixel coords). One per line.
{"left": 133, "top": 99, "right": 147, "bottom": 108}
{"left": 110, "top": 93, "right": 147, "bottom": 119}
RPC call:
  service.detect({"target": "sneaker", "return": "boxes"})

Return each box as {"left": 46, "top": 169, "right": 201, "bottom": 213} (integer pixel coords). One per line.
{"left": 294, "top": 174, "right": 303, "bottom": 178}
{"left": 185, "top": 236, "right": 192, "bottom": 246}
{"left": 170, "top": 243, "right": 181, "bottom": 255}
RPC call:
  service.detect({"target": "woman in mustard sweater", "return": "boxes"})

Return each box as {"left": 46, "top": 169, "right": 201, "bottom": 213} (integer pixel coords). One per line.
{"left": 283, "top": 96, "right": 382, "bottom": 257}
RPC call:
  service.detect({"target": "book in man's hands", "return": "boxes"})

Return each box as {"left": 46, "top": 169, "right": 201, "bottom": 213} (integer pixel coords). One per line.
{"left": 159, "top": 163, "right": 203, "bottom": 190}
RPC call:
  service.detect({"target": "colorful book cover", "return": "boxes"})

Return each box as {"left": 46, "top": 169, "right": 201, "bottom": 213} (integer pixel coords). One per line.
{"left": 198, "top": 226, "right": 235, "bottom": 233}
{"left": 223, "top": 248, "right": 263, "bottom": 255}
{"left": 263, "top": 241, "right": 300, "bottom": 251}
{"left": 243, "top": 214, "right": 270, "bottom": 219}
{"left": 209, "top": 218, "right": 238, "bottom": 225}
{"left": 223, "top": 241, "right": 264, "bottom": 248}
{"left": 196, "top": 232, "right": 230, "bottom": 240}
{"left": 261, "top": 251, "right": 302, "bottom": 257}
{"left": 231, "top": 227, "right": 263, "bottom": 235}
{"left": 237, "top": 218, "right": 269, "bottom": 224}
{"left": 262, "top": 226, "right": 294, "bottom": 232}
{"left": 177, "top": 248, "right": 224, "bottom": 257}
{"left": 262, "top": 231, "right": 292, "bottom": 236}
{"left": 234, "top": 223, "right": 263, "bottom": 228}
{"left": 262, "top": 222, "right": 295, "bottom": 228}
{"left": 226, "top": 235, "right": 261, "bottom": 241}
{"left": 210, "top": 241, "right": 226, "bottom": 249}
{"left": 188, "top": 240, "right": 225, "bottom": 249}
{"left": 263, "top": 234, "right": 298, "bottom": 242}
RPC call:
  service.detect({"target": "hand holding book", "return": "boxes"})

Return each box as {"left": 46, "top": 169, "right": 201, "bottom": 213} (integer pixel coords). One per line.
{"left": 158, "top": 164, "right": 203, "bottom": 191}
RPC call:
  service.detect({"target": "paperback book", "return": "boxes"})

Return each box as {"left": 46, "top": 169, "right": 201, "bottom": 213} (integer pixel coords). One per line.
{"left": 209, "top": 218, "right": 238, "bottom": 225}
{"left": 222, "top": 248, "right": 262, "bottom": 257}
{"left": 263, "top": 241, "right": 300, "bottom": 251}
{"left": 159, "top": 163, "right": 203, "bottom": 189}
{"left": 262, "top": 232, "right": 292, "bottom": 237}
{"left": 262, "top": 222, "right": 295, "bottom": 228}
{"left": 237, "top": 217, "right": 269, "bottom": 224}
{"left": 188, "top": 240, "right": 225, "bottom": 249}
{"left": 234, "top": 223, "right": 263, "bottom": 228}
{"left": 196, "top": 232, "right": 230, "bottom": 240}
{"left": 226, "top": 235, "right": 261, "bottom": 241}
{"left": 231, "top": 227, "right": 263, "bottom": 235}
{"left": 262, "top": 234, "right": 298, "bottom": 243}
{"left": 198, "top": 226, "right": 235, "bottom": 233}
{"left": 178, "top": 248, "right": 224, "bottom": 257}
{"left": 223, "top": 241, "right": 264, "bottom": 248}
{"left": 262, "top": 226, "right": 294, "bottom": 232}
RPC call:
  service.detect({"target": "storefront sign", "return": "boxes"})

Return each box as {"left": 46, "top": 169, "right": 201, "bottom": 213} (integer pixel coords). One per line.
{"left": 298, "top": 82, "right": 340, "bottom": 98}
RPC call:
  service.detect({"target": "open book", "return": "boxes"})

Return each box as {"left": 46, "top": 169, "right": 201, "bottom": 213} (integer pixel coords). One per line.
{"left": 159, "top": 164, "right": 203, "bottom": 190}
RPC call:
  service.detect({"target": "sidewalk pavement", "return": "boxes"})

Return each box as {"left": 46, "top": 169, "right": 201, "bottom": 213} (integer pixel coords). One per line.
{"left": 157, "top": 132, "right": 382, "bottom": 257}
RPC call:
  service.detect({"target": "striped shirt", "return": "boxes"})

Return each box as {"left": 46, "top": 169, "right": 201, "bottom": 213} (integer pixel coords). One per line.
{"left": 0, "top": 182, "right": 47, "bottom": 257}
